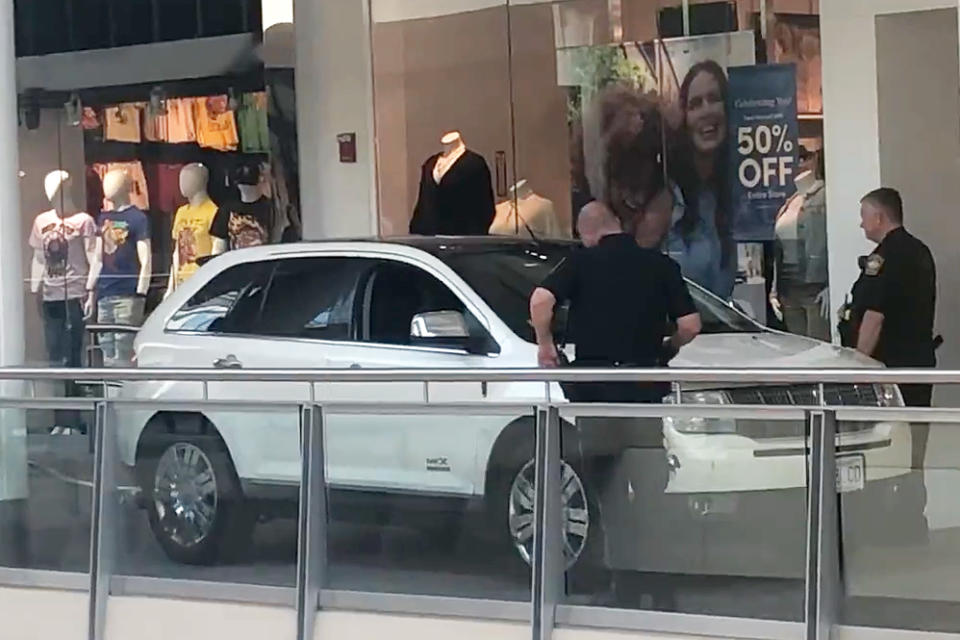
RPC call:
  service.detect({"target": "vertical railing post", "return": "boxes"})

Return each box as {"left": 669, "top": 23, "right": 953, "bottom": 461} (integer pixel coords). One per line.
{"left": 88, "top": 401, "right": 117, "bottom": 640}
{"left": 296, "top": 404, "right": 327, "bottom": 640}
{"left": 805, "top": 409, "right": 839, "bottom": 640}
{"left": 532, "top": 406, "right": 562, "bottom": 640}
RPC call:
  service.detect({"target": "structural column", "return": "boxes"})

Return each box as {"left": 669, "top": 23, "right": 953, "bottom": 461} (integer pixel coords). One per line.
{"left": 0, "top": 0, "right": 29, "bottom": 563}
{"left": 293, "top": 0, "right": 378, "bottom": 240}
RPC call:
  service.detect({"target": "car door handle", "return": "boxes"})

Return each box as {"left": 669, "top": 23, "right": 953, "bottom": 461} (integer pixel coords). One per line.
{"left": 213, "top": 354, "right": 243, "bottom": 369}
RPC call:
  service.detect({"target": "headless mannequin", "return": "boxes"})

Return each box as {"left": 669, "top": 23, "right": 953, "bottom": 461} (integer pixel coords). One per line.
{"left": 434, "top": 131, "right": 467, "bottom": 183}
{"left": 167, "top": 163, "right": 221, "bottom": 294}
{"left": 31, "top": 171, "right": 98, "bottom": 307}
{"left": 88, "top": 170, "right": 152, "bottom": 303}
{"left": 771, "top": 168, "right": 829, "bottom": 338}
{"left": 491, "top": 179, "right": 561, "bottom": 238}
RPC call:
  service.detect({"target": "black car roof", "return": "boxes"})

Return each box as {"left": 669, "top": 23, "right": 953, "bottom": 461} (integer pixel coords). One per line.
{"left": 334, "top": 235, "right": 578, "bottom": 255}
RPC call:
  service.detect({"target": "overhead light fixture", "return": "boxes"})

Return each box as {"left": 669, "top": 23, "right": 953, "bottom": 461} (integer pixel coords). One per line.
{"left": 64, "top": 93, "right": 82, "bottom": 127}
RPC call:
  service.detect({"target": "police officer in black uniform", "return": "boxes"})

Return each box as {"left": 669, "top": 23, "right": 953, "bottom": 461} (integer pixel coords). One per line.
{"left": 841, "top": 187, "right": 937, "bottom": 536}
{"left": 529, "top": 201, "right": 702, "bottom": 402}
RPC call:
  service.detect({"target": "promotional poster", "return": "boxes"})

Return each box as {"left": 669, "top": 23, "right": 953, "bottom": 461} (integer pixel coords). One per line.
{"left": 727, "top": 63, "right": 800, "bottom": 241}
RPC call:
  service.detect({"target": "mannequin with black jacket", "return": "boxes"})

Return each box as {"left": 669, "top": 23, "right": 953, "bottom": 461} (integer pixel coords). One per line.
{"left": 409, "top": 131, "right": 495, "bottom": 236}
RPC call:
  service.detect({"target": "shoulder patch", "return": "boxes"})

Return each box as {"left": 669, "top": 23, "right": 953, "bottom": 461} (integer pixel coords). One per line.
{"left": 865, "top": 254, "right": 884, "bottom": 276}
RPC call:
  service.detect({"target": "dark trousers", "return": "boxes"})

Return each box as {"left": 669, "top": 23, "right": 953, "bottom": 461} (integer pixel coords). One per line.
{"left": 561, "top": 359, "right": 669, "bottom": 404}
{"left": 41, "top": 299, "right": 85, "bottom": 430}
{"left": 901, "top": 383, "right": 932, "bottom": 468}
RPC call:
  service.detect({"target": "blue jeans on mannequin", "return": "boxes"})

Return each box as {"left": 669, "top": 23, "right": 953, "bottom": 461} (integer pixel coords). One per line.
{"left": 97, "top": 295, "right": 145, "bottom": 367}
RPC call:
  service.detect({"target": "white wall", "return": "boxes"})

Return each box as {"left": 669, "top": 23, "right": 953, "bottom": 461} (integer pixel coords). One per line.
{"left": 820, "top": 0, "right": 955, "bottom": 334}
{"left": 1, "top": 587, "right": 87, "bottom": 640}
{"left": 295, "top": 0, "right": 377, "bottom": 239}
{"left": 4, "top": 588, "right": 754, "bottom": 640}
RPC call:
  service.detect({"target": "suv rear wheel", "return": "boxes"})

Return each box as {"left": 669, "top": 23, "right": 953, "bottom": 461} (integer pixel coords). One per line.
{"left": 136, "top": 418, "right": 255, "bottom": 564}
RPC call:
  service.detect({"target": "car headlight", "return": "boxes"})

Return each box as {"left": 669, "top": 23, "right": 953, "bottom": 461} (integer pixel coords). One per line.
{"left": 664, "top": 390, "right": 737, "bottom": 434}
{"left": 876, "top": 383, "right": 903, "bottom": 407}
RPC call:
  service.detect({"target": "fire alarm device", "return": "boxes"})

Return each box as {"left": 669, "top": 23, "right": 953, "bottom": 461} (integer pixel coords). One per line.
{"left": 337, "top": 133, "right": 357, "bottom": 163}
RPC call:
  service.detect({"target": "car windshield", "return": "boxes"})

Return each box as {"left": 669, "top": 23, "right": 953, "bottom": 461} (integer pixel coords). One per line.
{"left": 439, "top": 242, "right": 763, "bottom": 344}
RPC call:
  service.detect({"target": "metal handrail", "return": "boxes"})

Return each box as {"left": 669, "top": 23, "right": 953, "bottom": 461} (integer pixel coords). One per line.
{"left": 0, "top": 366, "right": 957, "bottom": 384}
{"left": 3, "top": 367, "right": 956, "bottom": 640}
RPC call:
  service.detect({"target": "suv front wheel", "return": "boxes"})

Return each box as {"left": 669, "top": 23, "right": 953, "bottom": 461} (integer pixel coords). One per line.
{"left": 136, "top": 420, "right": 255, "bottom": 565}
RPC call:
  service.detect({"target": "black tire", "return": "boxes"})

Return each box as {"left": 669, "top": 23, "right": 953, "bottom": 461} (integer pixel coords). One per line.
{"left": 136, "top": 417, "right": 255, "bottom": 565}
{"left": 486, "top": 420, "right": 605, "bottom": 576}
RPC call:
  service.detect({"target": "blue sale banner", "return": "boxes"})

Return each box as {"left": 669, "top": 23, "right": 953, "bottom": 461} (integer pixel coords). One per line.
{"left": 727, "top": 64, "right": 799, "bottom": 241}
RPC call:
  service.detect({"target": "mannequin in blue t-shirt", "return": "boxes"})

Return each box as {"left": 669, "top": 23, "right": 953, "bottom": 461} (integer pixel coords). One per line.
{"left": 87, "top": 169, "right": 151, "bottom": 366}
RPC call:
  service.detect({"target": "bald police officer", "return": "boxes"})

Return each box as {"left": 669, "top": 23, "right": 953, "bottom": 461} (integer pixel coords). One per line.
{"left": 846, "top": 187, "right": 936, "bottom": 537}
{"left": 529, "top": 202, "right": 701, "bottom": 402}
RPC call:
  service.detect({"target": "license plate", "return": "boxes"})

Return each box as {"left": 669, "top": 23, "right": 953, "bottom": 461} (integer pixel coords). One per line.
{"left": 836, "top": 455, "right": 865, "bottom": 493}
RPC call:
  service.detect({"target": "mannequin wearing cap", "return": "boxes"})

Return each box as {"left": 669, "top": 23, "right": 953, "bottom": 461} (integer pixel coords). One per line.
{"left": 490, "top": 179, "right": 562, "bottom": 238}
{"left": 210, "top": 163, "right": 273, "bottom": 252}
{"left": 87, "top": 169, "right": 151, "bottom": 366}
{"left": 409, "top": 131, "right": 495, "bottom": 236}
{"left": 166, "top": 163, "right": 221, "bottom": 296}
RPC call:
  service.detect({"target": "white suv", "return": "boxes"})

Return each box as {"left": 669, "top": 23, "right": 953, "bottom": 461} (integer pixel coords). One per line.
{"left": 117, "top": 237, "right": 911, "bottom": 573}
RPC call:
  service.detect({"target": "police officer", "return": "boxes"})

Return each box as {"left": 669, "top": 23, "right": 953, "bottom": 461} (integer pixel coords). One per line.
{"left": 846, "top": 188, "right": 937, "bottom": 404}
{"left": 529, "top": 202, "right": 702, "bottom": 402}
{"left": 843, "top": 187, "right": 936, "bottom": 537}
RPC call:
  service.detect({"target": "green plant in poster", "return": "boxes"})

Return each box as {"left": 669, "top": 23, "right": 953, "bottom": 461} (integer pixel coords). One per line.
{"left": 567, "top": 44, "right": 651, "bottom": 123}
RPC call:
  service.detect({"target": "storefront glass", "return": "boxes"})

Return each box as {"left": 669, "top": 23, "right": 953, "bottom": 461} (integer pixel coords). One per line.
{"left": 3, "top": 4, "right": 301, "bottom": 587}
{"left": 371, "top": 0, "right": 829, "bottom": 337}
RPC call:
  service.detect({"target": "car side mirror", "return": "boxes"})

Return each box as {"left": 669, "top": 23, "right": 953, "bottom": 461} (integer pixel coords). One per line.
{"left": 411, "top": 310, "right": 470, "bottom": 340}
{"left": 411, "top": 310, "right": 493, "bottom": 355}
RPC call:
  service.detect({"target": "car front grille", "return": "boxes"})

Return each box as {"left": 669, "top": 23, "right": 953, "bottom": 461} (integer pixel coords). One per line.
{"left": 727, "top": 384, "right": 881, "bottom": 439}
{"left": 727, "top": 384, "right": 880, "bottom": 407}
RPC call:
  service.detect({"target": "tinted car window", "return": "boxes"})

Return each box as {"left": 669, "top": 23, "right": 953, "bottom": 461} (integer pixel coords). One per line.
{"left": 253, "top": 257, "right": 369, "bottom": 341}
{"left": 166, "top": 261, "right": 270, "bottom": 333}
{"left": 363, "top": 260, "right": 492, "bottom": 350}
{"left": 440, "top": 243, "right": 762, "bottom": 343}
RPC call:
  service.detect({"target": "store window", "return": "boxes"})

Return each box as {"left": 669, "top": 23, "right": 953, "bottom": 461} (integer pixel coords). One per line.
{"left": 370, "top": 0, "right": 827, "bottom": 340}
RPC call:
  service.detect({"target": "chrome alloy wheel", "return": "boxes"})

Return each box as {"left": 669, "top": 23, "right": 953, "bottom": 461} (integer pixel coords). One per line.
{"left": 153, "top": 443, "right": 218, "bottom": 548}
{"left": 508, "top": 459, "right": 589, "bottom": 568}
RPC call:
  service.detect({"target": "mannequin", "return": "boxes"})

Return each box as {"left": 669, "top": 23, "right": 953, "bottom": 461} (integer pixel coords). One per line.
{"left": 88, "top": 169, "right": 151, "bottom": 366}
{"left": 167, "top": 163, "right": 220, "bottom": 295}
{"left": 409, "top": 131, "right": 495, "bottom": 236}
{"left": 210, "top": 163, "right": 272, "bottom": 251}
{"left": 770, "top": 152, "right": 829, "bottom": 341}
{"left": 29, "top": 170, "right": 97, "bottom": 433}
{"left": 490, "top": 179, "right": 562, "bottom": 238}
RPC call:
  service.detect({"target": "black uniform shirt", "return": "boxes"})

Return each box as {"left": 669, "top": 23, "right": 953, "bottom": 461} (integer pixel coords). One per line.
{"left": 851, "top": 226, "right": 936, "bottom": 367}
{"left": 541, "top": 233, "right": 696, "bottom": 365}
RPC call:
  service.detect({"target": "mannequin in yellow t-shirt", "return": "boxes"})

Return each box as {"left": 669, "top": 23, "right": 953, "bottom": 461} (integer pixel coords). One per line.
{"left": 166, "top": 164, "right": 223, "bottom": 296}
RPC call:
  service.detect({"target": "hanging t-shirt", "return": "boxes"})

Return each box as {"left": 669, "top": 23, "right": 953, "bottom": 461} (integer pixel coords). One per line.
{"left": 144, "top": 163, "right": 186, "bottom": 215}
{"left": 97, "top": 206, "right": 149, "bottom": 299}
{"left": 172, "top": 198, "right": 218, "bottom": 286}
{"left": 195, "top": 96, "right": 239, "bottom": 151}
{"left": 143, "top": 108, "right": 168, "bottom": 142}
{"left": 238, "top": 92, "right": 270, "bottom": 154}
{"left": 29, "top": 210, "right": 96, "bottom": 302}
{"left": 103, "top": 104, "right": 142, "bottom": 143}
{"left": 165, "top": 98, "right": 197, "bottom": 144}
{"left": 210, "top": 197, "right": 272, "bottom": 251}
